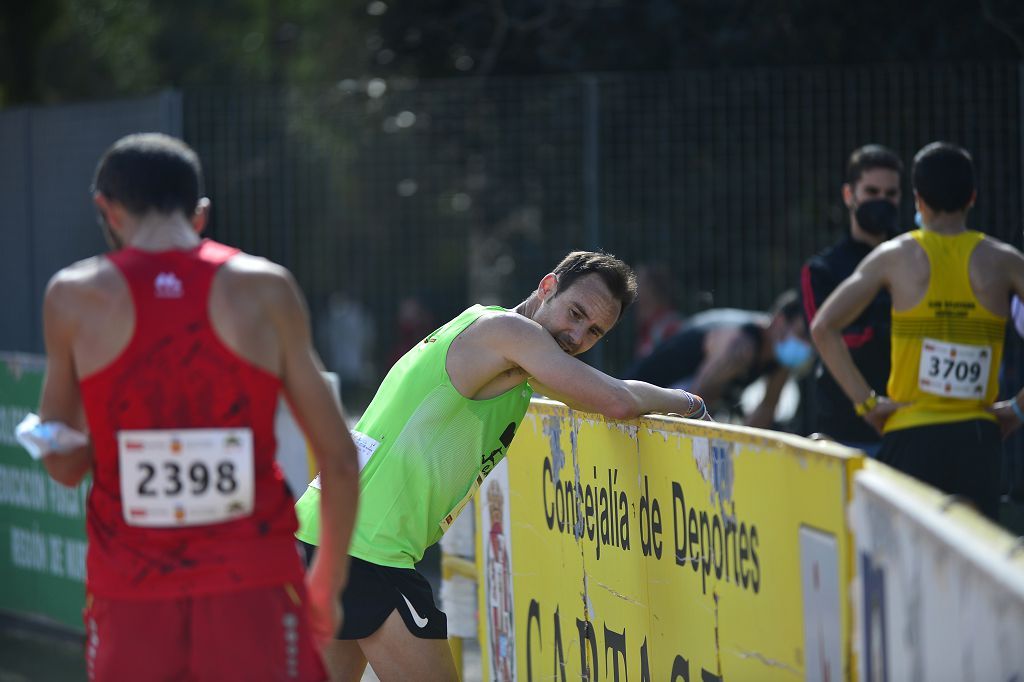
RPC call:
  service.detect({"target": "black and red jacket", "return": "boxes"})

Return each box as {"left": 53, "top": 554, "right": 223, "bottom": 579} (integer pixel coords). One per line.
{"left": 800, "top": 235, "right": 891, "bottom": 443}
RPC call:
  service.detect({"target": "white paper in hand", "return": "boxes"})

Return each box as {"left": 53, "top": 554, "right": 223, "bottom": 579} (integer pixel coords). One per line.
{"left": 15, "top": 413, "right": 89, "bottom": 460}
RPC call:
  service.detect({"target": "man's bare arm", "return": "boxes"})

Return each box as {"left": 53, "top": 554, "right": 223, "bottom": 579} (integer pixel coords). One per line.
{"left": 500, "top": 317, "right": 708, "bottom": 419}
{"left": 989, "top": 246, "right": 1024, "bottom": 437}
{"left": 37, "top": 274, "right": 93, "bottom": 487}
{"left": 1008, "top": 246, "right": 1024, "bottom": 303}
{"left": 264, "top": 267, "right": 359, "bottom": 637}
{"left": 688, "top": 334, "right": 756, "bottom": 405}
{"left": 745, "top": 367, "right": 788, "bottom": 430}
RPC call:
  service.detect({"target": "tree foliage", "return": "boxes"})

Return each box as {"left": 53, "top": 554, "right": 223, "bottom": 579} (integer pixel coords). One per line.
{"left": 3, "top": 0, "right": 1024, "bottom": 106}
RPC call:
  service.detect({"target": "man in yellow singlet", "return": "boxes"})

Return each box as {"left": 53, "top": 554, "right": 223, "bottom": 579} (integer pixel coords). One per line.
{"left": 811, "top": 142, "right": 1024, "bottom": 518}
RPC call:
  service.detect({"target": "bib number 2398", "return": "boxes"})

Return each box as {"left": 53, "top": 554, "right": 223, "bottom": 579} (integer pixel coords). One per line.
{"left": 918, "top": 338, "right": 991, "bottom": 400}
{"left": 118, "top": 428, "right": 255, "bottom": 527}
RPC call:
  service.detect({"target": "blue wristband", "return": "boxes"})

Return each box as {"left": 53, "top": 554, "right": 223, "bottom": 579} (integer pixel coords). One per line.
{"left": 1011, "top": 398, "right": 1024, "bottom": 424}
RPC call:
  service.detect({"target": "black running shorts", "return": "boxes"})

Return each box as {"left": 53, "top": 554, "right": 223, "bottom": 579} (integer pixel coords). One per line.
{"left": 299, "top": 541, "right": 448, "bottom": 640}
{"left": 878, "top": 418, "right": 1001, "bottom": 519}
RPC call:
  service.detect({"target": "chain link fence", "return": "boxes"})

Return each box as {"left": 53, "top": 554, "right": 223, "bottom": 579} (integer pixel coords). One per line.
{"left": 3, "top": 63, "right": 1022, "bottom": 489}
{"left": 182, "top": 64, "right": 1022, "bottom": 373}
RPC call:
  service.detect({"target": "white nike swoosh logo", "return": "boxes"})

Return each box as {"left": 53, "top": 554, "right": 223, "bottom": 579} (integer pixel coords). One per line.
{"left": 400, "top": 593, "right": 429, "bottom": 628}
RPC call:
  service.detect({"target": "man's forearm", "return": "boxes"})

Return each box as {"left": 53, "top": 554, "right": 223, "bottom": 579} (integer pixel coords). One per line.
{"left": 315, "top": 463, "right": 359, "bottom": 592}
{"left": 745, "top": 403, "right": 774, "bottom": 429}
{"left": 1007, "top": 388, "right": 1024, "bottom": 419}
{"left": 42, "top": 446, "right": 92, "bottom": 487}
{"left": 812, "top": 327, "right": 872, "bottom": 404}
{"left": 623, "top": 381, "right": 707, "bottom": 418}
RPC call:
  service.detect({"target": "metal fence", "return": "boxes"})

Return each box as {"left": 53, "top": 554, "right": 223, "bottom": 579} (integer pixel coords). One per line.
{"left": 3, "top": 63, "right": 1023, "bottom": 486}
{"left": 0, "top": 92, "right": 182, "bottom": 353}
{"left": 181, "top": 64, "right": 1023, "bottom": 383}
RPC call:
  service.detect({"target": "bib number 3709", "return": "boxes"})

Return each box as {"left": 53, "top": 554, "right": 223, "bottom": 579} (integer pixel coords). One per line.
{"left": 917, "top": 338, "right": 991, "bottom": 400}
{"left": 118, "top": 428, "right": 255, "bottom": 527}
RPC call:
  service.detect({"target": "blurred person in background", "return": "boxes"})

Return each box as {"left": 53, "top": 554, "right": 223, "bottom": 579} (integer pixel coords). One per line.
{"left": 1014, "top": 292, "right": 1024, "bottom": 338}
{"left": 812, "top": 141, "right": 1024, "bottom": 519}
{"left": 632, "top": 262, "right": 685, "bottom": 359}
{"left": 294, "top": 250, "right": 712, "bottom": 681}
{"left": 320, "top": 291, "right": 376, "bottom": 408}
{"left": 801, "top": 144, "right": 903, "bottom": 455}
{"left": 18, "top": 133, "right": 358, "bottom": 680}
{"left": 386, "top": 294, "right": 437, "bottom": 368}
{"left": 626, "top": 290, "right": 813, "bottom": 429}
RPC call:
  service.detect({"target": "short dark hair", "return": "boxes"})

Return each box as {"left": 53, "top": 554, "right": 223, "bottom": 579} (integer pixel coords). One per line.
{"left": 92, "top": 133, "right": 203, "bottom": 217}
{"left": 551, "top": 251, "right": 638, "bottom": 320}
{"left": 846, "top": 144, "right": 904, "bottom": 186}
{"left": 769, "top": 289, "right": 803, "bottom": 324}
{"left": 912, "top": 142, "right": 975, "bottom": 213}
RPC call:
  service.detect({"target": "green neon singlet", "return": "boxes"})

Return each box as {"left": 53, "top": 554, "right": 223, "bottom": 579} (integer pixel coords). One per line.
{"left": 295, "top": 305, "right": 532, "bottom": 568}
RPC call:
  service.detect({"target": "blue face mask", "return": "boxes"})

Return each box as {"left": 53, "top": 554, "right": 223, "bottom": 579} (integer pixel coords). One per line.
{"left": 914, "top": 210, "right": 924, "bottom": 228}
{"left": 774, "top": 335, "right": 814, "bottom": 369}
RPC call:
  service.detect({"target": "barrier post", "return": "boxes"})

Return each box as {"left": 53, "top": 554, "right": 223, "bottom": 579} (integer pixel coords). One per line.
{"left": 440, "top": 502, "right": 477, "bottom": 679}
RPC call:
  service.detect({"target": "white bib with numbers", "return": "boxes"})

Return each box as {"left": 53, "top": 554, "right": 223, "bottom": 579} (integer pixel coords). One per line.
{"left": 917, "top": 338, "right": 992, "bottom": 400}
{"left": 118, "top": 428, "right": 255, "bottom": 527}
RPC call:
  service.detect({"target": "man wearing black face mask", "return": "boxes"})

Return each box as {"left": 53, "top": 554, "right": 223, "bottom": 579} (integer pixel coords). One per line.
{"left": 800, "top": 144, "right": 903, "bottom": 454}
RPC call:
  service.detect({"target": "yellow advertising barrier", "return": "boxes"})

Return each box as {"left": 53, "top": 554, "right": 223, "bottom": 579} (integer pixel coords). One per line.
{"left": 477, "top": 400, "right": 864, "bottom": 681}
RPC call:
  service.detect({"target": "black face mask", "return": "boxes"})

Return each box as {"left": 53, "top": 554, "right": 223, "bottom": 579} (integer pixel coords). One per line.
{"left": 854, "top": 198, "right": 899, "bottom": 236}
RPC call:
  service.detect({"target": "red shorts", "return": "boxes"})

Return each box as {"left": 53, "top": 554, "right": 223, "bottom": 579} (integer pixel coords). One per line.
{"left": 83, "top": 582, "right": 328, "bottom": 681}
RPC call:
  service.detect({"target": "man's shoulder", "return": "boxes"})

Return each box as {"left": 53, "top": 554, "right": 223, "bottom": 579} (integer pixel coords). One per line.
{"left": 803, "top": 243, "right": 852, "bottom": 285}
{"left": 806, "top": 233, "right": 856, "bottom": 262}
{"left": 43, "top": 256, "right": 129, "bottom": 327}
{"left": 207, "top": 254, "right": 310, "bottom": 334}
{"left": 804, "top": 235, "right": 873, "bottom": 270}
{"left": 220, "top": 251, "right": 290, "bottom": 279}
{"left": 975, "top": 233, "right": 1022, "bottom": 258}
{"left": 467, "top": 307, "right": 536, "bottom": 336}
{"left": 217, "top": 253, "right": 295, "bottom": 298}
{"left": 972, "top": 234, "right": 1024, "bottom": 274}
{"left": 46, "top": 255, "right": 119, "bottom": 300}
{"left": 854, "top": 234, "right": 924, "bottom": 282}
{"left": 51, "top": 254, "right": 110, "bottom": 279}
{"left": 873, "top": 233, "right": 918, "bottom": 261}
{"left": 452, "top": 307, "right": 551, "bottom": 359}
{"left": 810, "top": 238, "right": 840, "bottom": 260}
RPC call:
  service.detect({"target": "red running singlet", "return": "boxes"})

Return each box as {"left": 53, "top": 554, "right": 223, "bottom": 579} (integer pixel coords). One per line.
{"left": 79, "top": 240, "right": 304, "bottom": 599}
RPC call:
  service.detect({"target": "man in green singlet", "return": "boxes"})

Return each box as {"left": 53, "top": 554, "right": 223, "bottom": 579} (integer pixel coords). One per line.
{"left": 295, "top": 251, "right": 711, "bottom": 680}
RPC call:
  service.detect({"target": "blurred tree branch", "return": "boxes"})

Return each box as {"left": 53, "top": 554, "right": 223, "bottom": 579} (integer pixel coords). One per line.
{"left": 4, "top": 0, "right": 1024, "bottom": 106}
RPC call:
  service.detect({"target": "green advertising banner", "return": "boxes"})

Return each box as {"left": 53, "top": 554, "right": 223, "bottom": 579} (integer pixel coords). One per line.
{"left": 0, "top": 352, "right": 88, "bottom": 632}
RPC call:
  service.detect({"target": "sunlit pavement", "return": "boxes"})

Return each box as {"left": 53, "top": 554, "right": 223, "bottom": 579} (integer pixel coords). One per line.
{"left": 2, "top": 500, "right": 1020, "bottom": 682}
{"left": 0, "top": 617, "right": 482, "bottom": 682}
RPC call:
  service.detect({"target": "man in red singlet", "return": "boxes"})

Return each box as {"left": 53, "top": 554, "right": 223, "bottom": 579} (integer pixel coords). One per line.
{"left": 33, "top": 133, "right": 359, "bottom": 681}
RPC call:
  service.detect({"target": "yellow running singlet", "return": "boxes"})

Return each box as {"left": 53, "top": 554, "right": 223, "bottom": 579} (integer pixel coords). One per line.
{"left": 885, "top": 229, "right": 1005, "bottom": 432}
